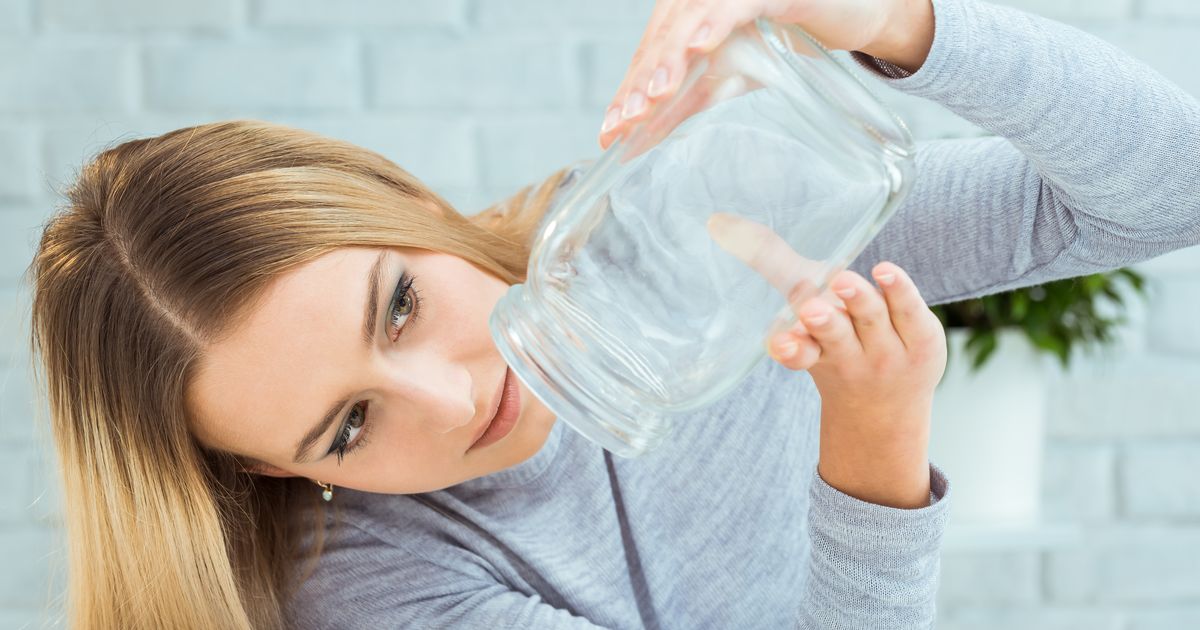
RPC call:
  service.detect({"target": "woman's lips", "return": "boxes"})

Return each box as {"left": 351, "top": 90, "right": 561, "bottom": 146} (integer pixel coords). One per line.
{"left": 468, "top": 367, "right": 521, "bottom": 452}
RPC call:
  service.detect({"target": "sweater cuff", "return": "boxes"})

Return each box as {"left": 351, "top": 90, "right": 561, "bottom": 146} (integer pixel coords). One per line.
{"left": 850, "top": 0, "right": 970, "bottom": 97}
{"left": 809, "top": 462, "right": 951, "bottom": 550}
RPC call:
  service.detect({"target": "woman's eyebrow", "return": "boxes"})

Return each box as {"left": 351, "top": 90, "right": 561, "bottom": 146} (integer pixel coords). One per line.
{"left": 293, "top": 396, "right": 351, "bottom": 465}
{"left": 292, "top": 250, "right": 388, "bottom": 465}
{"left": 362, "top": 250, "right": 387, "bottom": 344}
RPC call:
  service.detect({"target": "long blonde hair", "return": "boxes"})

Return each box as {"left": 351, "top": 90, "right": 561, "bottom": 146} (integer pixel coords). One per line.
{"left": 28, "top": 120, "right": 573, "bottom": 629}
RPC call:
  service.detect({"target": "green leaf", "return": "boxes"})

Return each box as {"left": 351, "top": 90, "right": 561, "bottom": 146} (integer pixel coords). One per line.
{"left": 1010, "top": 291, "right": 1029, "bottom": 320}
{"left": 934, "top": 267, "right": 1149, "bottom": 370}
{"left": 1117, "top": 268, "right": 1147, "bottom": 293}
{"left": 970, "top": 331, "right": 998, "bottom": 371}
{"left": 983, "top": 298, "right": 1003, "bottom": 325}
{"left": 1101, "top": 286, "right": 1124, "bottom": 305}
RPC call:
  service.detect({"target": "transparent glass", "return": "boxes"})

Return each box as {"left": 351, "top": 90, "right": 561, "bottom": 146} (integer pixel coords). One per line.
{"left": 489, "top": 19, "right": 916, "bottom": 457}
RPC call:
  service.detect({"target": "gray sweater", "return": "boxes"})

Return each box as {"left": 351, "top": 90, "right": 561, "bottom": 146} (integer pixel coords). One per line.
{"left": 286, "top": 0, "right": 1200, "bottom": 627}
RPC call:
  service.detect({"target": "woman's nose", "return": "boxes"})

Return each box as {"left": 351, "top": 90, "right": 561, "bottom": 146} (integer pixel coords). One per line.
{"left": 382, "top": 355, "right": 475, "bottom": 434}
{"left": 391, "top": 376, "right": 475, "bottom": 434}
{"left": 403, "top": 383, "right": 476, "bottom": 435}
{"left": 428, "top": 397, "right": 475, "bottom": 434}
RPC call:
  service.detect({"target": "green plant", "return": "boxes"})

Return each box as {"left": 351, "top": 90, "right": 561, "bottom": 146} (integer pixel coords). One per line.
{"left": 929, "top": 268, "right": 1148, "bottom": 372}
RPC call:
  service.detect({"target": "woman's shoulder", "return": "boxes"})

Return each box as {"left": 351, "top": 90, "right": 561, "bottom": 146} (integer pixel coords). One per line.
{"left": 289, "top": 491, "right": 498, "bottom": 600}
{"left": 285, "top": 495, "right": 497, "bottom": 628}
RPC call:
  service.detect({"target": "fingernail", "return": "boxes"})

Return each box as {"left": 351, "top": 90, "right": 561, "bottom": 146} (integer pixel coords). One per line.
{"left": 834, "top": 286, "right": 856, "bottom": 299}
{"left": 804, "top": 310, "right": 830, "bottom": 326}
{"left": 601, "top": 106, "right": 620, "bottom": 133}
{"left": 876, "top": 273, "right": 895, "bottom": 286}
{"left": 778, "top": 341, "right": 799, "bottom": 359}
{"left": 621, "top": 91, "right": 646, "bottom": 119}
{"left": 647, "top": 66, "right": 669, "bottom": 97}
{"left": 688, "top": 23, "right": 711, "bottom": 48}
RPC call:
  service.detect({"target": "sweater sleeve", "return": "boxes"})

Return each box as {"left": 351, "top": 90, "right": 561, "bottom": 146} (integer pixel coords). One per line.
{"left": 286, "top": 522, "right": 611, "bottom": 630}
{"left": 844, "top": 0, "right": 1200, "bottom": 305}
{"left": 799, "top": 465, "right": 950, "bottom": 629}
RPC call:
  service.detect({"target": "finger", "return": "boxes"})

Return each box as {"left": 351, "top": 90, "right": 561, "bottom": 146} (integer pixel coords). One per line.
{"left": 639, "top": 1, "right": 734, "bottom": 98}
{"left": 871, "top": 262, "right": 939, "bottom": 351}
{"left": 705, "top": 212, "right": 824, "bottom": 307}
{"left": 767, "top": 328, "right": 821, "bottom": 370}
{"left": 797, "top": 295, "right": 861, "bottom": 362}
{"left": 609, "top": 65, "right": 718, "bottom": 159}
{"left": 601, "top": 1, "right": 750, "bottom": 148}
{"left": 763, "top": 294, "right": 849, "bottom": 372}
{"left": 598, "top": 0, "right": 686, "bottom": 141}
{"left": 829, "top": 269, "right": 904, "bottom": 357}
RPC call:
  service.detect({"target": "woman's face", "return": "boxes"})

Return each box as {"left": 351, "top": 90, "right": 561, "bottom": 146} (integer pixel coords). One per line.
{"left": 188, "top": 246, "right": 556, "bottom": 494}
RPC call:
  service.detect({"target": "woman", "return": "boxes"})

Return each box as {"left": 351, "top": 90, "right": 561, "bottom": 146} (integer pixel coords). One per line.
{"left": 27, "top": 0, "right": 1199, "bottom": 628}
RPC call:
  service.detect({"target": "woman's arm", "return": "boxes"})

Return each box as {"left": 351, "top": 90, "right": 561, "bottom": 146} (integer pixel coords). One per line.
{"left": 801, "top": 464, "right": 949, "bottom": 628}
{"left": 287, "top": 532, "right": 609, "bottom": 629}
{"left": 846, "top": 0, "right": 1200, "bottom": 304}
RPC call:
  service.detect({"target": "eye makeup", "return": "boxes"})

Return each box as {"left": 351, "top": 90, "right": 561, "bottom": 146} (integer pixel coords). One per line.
{"left": 326, "top": 270, "right": 423, "bottom": 464}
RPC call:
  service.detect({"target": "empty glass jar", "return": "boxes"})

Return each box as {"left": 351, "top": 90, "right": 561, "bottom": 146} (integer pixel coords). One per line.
{"left": 489, "top": 19, "right": 915, "bottom": 457}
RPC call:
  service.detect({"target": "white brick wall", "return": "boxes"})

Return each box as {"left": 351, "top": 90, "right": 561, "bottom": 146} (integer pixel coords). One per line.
{"left": 0, "top": 0, "right": 1198, "bottom": 626}
{"left": 1146, "top": 277, "right": 1200, "bottom": 357}
{"left": 473, "top": 0, "right": 651, "bottom": 29}
{"left": 1142, "top": 0, "right": 1200, "bottom": 19}
{"left": 145, "top": 41, "right": 363, "bottom": 112}
{"left": 0, "top": 42, "right": 137, "bottom": 113}
{"left": 938, "top": 551, "right": 1041, "bottom": 606}
{"left": 370, "top": 36, "right": 576, "bottom": 110}
{"left": 41, "top": 0, "right": 241, "bottom": 31}
{"left": 1046, "top": 528, "right": 1200, "bottom": 603}
{"left": 1121, "top": 444, "right": 1200, "bottom": 518}
{"left": 0, "top": 0, "right": 32, "bottom": 33}
{"left": 1043, "top": 444, "right": 1115, "bottom": 522}
{"left": 0, "top": 208, "right": 43, "bottom": 284}
{"left": 256, "top": 0, "right": 466, "bottom": 29}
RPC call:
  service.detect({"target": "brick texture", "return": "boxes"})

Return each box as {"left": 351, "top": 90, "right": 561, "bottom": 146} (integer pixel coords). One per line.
{"left": 1142, "top": 0, "right": 1200, "bottom": 19}
{"left": 256, "top": 0, "right": 466, "bottom": 29}
{"left": 0, "top": 127, "right": 36, "bottom": 201}
{"left": 42, "top": 0, "right": 241, "bottom": 31}
{"left": 370, "top": 36, "right": 576, "bottom": 110}
{"left": 1046, "top": 528, "right": 1200, "bottom": 604}
{"left": 1121, "top": 444, "right": 1200, "bottom": 518}
{"left": 145, "top": 41, "right": 362, "bottom": 112}
{"left": 0, "top": 43, "right": 135, "bottom": 113}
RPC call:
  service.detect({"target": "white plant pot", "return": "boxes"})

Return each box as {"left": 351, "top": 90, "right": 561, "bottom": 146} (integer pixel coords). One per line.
{"left": 929, "top": 328, "right": 1057, "bottom": 527}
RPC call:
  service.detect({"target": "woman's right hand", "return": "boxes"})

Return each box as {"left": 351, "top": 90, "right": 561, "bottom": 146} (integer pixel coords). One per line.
{"left": 781, "top": 261, "right": 947, "bottom": 509}
{"left": 598, "top": 0, "right": 935, "bottom": 149}
{"left": 785, "top": 260, "right": 948, "bottom": 508}
{"left": 707, "top": 212, "right": 946, "bottom": 508}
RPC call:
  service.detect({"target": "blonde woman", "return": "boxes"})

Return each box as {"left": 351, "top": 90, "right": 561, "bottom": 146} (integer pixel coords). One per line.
{"left": 28, "top": 0, "right": 1199, "bottom": 628}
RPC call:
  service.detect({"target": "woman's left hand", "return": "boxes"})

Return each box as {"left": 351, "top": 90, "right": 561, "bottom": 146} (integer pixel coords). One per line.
{"left": 597, "top": 0, "right": 935, "bottom": 149}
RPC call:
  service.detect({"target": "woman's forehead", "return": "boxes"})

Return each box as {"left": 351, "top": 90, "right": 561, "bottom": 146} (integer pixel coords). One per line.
{"left": 186, "top": 247, "right": 384, "bottom": 454}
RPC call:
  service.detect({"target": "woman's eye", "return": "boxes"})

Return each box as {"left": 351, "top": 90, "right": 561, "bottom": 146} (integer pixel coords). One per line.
{"left": 388, "top": 273, "right": 421, "bottom": 340}
{"left": 331, "top": 401, "right": 368, "bottom": 462}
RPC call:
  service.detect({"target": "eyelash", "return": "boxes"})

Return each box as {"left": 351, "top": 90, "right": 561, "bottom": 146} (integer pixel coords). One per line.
{"left": 329, "top": 272, "right": 422, "bottom": 464}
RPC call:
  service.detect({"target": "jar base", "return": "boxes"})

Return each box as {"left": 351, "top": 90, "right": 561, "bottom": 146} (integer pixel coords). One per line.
{"left": 489, "top": 284, "right": 673, "bottom": 458}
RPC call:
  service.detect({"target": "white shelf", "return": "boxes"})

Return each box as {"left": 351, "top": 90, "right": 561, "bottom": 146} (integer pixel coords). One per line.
{"left": 941, "top": 522, "right": 1083, "bottom": 551}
